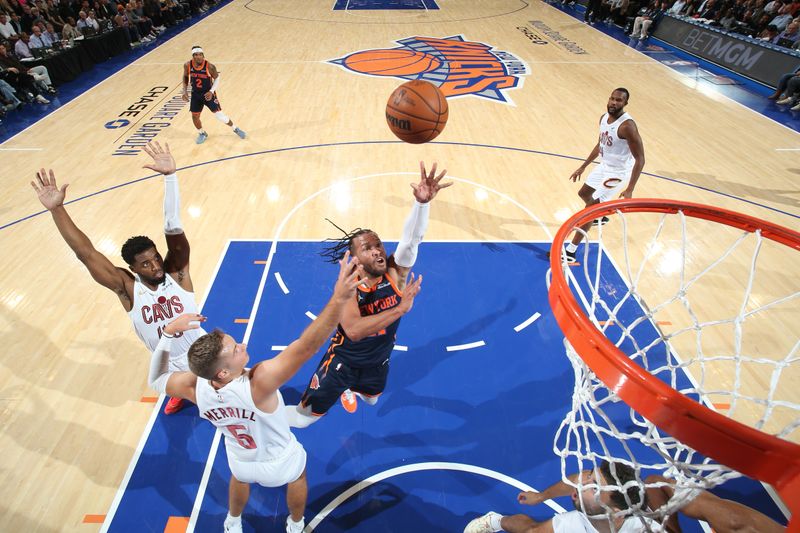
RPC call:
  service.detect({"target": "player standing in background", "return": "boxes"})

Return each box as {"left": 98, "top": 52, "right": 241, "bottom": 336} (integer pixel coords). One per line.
{"left": 563, "top": 88, "right": 645, "bottom": 264}
{"left": 182, "top": 45, "right": 246, "bottom": 144}
{"left": 30, "top": 141, "right": 202, "bottom": 414}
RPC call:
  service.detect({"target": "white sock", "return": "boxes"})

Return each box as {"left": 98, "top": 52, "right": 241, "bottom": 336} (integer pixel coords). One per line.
{"left": 283, "top": 404, "right": 319, "bottom": 428}
{"left": 288, "top": 515, "right": 304, "bottom": 527}
{"left": 197, "top": 128, "right": 206, "bottom": 134}
{"left": 489, "top": 512, "right": 503, "bottom": 531}
{"left": 566, "top": 243, "right": 578, "bottom": 253}
{"left": 355, "top": 392, "right": 378, "bottom": 405}
{"left": 225, "top": 512, "right": 241, "bottom": 523}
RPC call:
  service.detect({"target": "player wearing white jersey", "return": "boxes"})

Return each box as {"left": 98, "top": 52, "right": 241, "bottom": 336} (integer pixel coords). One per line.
{"left": 464, "top": 461, "right": 659, "bottom": 533}
{"left": 31, "top": 141, "right": 198, "bottom": 414}
{"left": 148, "top": 253, "right": 364, "bottom": 533}
{"left": 562, "top": 88, "right": 645, "bottom": 264}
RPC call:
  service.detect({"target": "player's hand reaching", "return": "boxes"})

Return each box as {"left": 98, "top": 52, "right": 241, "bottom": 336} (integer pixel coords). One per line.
{"left": 333, "top": 251, "right": 366, "bottom": 303}
{"left": 518, "top": 491, "right": 545, "bottom": 506}
{"left": 412, "top": 161, "right": 453, "bottom": 204}
{"left": 204, "top": 91, "right": 213, "bottom": 101}
{"left": 570, "top": 166, "right": 585, "bottom": 182}
{"left": 31, "top": 168, "right": 68, "bottom": 211}
{"left": 397, "top": 273, "right": 422, "bottom": 314}
{"left": 142, "top": 141, "right": 177, "bottom": 175}
{"left": 164, "top": 313, "right": 206, "bottom": 336}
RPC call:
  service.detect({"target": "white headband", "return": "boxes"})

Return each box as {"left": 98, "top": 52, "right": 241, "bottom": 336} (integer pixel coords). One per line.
{"left": 191, "top": 47, "right": 203, "bottom": 54}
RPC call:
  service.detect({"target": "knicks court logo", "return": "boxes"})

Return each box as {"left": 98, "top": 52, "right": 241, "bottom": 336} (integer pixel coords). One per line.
{"left": 329, "top": 35, "right": 529, "bottom": 104}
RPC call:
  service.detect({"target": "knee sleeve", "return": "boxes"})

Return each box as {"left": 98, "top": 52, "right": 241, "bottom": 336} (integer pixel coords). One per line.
{"left": 214, "top": 111, "right": 230, "bottom": 123}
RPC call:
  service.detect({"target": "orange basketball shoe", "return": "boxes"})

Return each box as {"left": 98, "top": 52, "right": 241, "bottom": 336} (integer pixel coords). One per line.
{"left": 340, "top": 389, "right": 357, "bottom": 413}
{"left": 164, "top": 396, "right": 185, "bottom": 415}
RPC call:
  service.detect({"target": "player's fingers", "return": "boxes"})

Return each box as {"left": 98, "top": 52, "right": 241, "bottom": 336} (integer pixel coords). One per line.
{"left": 427, "top": 162, "right": 437, "bottom": 180}
{"left": 61, "top": 183, "right": 69, "bottom": 193}
{"left": 30, "top": 180, "right": 39, "bottom": 191}
{"left": 419, "top": 160, "right": 426, "bottom": 179}
{"left": 435, "top": 169, "right": 447, "bottom": 181}
{"left": 437, "top": 181, "right": 454, "bottom": 189}
{"left": 164, "top": 142, "right": 171, "bottom": 154}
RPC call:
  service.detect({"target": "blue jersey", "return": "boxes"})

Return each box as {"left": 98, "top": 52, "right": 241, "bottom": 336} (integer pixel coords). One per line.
{"left": 327, "top": 273, "right": 403, "bottom": 368}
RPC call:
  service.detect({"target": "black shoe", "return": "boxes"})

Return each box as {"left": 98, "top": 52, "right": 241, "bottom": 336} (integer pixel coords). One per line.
{"left": 592, "top": 216, "right": 610, "bottom": 226}
{"left": 565, "top": 248, "right": 577, "bottom": 264}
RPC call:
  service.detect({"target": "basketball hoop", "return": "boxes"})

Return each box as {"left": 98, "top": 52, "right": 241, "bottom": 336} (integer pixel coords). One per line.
{"left": 548, "top": 198, "right": 800, "bottom": 531}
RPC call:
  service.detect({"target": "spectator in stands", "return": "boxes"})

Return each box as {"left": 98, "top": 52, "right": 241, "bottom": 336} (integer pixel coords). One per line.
{"left": 60, "top": 14, "right": 77, "bottom": 38}
{"left": 668, "top": 0, "right": 688, "bottom": 14}
{"left": 113, "top": 3, "right": 147, "bottom": 43}
{"left": 0, "top": 12, "right": 18, "bottom": 38}
{"left": 769, "top": 3, "right": 794, "bottom": 28}
{"left": 76, "top": 8, "right": 97, "bottom": 32}
{"left": 775, "top": 75, "right": 800, "bottom": 109}
{"left": 43, "top": 21, "right": 58, "bottom": 41}
{"left": 94, "top": 0, "right": 113, "bottom": 20}
{"left": 606, "top": 0, "right": 630, "bottom": 25}
{"left": 630, "top": 0, "right": 660, "bottom": 38}
{"left": 696, "top": 0, "right": 721, "bottom": 19}
{"left": 19, "top": 3, "right": 34, "bottom": 31}
{"left": 767, "top": 65, "right": 799, "bottom": 99}
{"left": 14, "top": 30, "right": 32, "bottom": 55}
{"left": 719, "top": 6, "right": 738, "bottom": 28}
{"left": 0, "top": 77, "right": 22, "bottom": 110}
{"left": 29, "top": 23, "right": 51, "bottom": 47}
{"left": 0, "top": 42, "right": 50, "bottom": 102}
{"left": 125, "top": 1, "right": 155, "bottom": 40}
{"left": 43, "top": 0, "right": 65, "bottom": 28}
{"left": 584, "top": 0, "right": 604, "bottom": 24}
{"left": 764, "top": 0, "right": 783, "bottom": 14}
{"left": 758, "top": 22, "right": 780, "bottom": 38}
{"left": 773, "top": 17, "right": 800, "bottom": 43}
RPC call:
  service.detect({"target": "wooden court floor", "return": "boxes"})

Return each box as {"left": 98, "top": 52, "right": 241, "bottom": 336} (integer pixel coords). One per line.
{"left": 0, "top": 0, "right": 798, "bottom": 530}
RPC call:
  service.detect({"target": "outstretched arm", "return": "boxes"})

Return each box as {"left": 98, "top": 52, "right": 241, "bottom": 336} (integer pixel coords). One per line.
{"left": 142, "top": 141, "right": 192, "bottom": 289}
{"left": 644, "top": 475, "right": 785, "bottom": 533}
{"left": 31, "top": 168, "right": 134, "bottom": 310}
{"left": 389, "top": 161, "right": 452, "bottom": 287}
{"left": 518, "top": 471, "right": 587, "bottom": 506}
{"left": 148, "top": 312, "right": 205, "bottom": 404}
{"left": 619, "top": 120, "right": 645, "bottom": 198}
{"left": 249, "top": 252, "right": 364, "bottom": 399}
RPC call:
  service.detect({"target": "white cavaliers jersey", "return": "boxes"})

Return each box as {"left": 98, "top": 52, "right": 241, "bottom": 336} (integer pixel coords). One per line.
{"left": 128, "top": 273, "right": 204, "bottom": 370}
{"left": 598, "top": 112, "right": 634, "bottom": 170}
{"left": 196, "top": 371, "right": 298, "bottom": 463}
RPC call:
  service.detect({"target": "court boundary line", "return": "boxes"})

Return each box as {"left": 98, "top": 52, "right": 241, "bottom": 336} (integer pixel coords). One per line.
{"left": 305, "top": 461, "right": 567, "bottom": 531}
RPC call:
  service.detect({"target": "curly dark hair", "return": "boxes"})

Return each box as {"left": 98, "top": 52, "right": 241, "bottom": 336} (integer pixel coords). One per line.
{"left": 121, "top": 235, "right": 157, "bottom": 265}
{"left": 599, "top": 460, "right": 645, "bottom": 511}
{"left": 319, "top": 218, "right": 375, "bottom": 264}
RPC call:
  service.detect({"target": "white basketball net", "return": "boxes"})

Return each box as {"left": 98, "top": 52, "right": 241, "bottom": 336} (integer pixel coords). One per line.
{"left": 550, "top": 207, "right": 799, "bottom": 531}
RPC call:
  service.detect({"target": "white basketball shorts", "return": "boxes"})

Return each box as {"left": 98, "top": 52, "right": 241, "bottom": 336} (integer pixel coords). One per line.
{"left": 585, "top": 164, "right": 633, "bottom": 202}
{"left": 227, "top": 438, "right": 307, "bottom": 488}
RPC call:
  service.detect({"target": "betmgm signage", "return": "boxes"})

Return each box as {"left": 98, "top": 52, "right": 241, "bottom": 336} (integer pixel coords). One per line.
{"left": 654, "top": 15, "right": 800, "bottom": 86}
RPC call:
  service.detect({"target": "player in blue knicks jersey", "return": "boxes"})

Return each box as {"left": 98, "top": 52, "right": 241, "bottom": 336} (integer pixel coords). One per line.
{"left": 285, "top": 161, "right": 453, "bottom": 427}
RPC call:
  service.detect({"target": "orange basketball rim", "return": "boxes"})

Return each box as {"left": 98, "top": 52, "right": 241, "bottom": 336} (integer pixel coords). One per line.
{"left": 548, "top": 198, "right": 800, "bottom": 531}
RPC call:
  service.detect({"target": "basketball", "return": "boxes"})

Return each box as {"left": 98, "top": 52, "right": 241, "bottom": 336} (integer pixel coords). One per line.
{"left": 385, "top": 80, "right": 449, "bottom": 144}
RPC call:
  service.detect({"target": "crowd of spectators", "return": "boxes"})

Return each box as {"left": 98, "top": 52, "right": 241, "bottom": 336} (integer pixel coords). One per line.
{"left": 0, "top": 0, "right": 219, "bottom": 125}
{"left": 571, "top": 0, "right": 800, "bottom": 47}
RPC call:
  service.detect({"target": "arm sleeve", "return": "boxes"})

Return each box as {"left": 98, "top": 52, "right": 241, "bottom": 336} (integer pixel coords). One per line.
{"left": 148, "top": 334, "right": 173, "bottom": 393}
{"left": 393, "top": 200, "right": 430, "bottom": 268}
{"left": 163, "top": 173, "right": 183, "bottom": 235}
{"left": 209, "top": 73, "right": 220, "bottom": 93}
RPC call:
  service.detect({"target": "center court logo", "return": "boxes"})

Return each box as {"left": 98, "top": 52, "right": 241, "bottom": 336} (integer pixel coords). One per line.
{"left": 329, "top": 35, "right": 529, "bottom": 104}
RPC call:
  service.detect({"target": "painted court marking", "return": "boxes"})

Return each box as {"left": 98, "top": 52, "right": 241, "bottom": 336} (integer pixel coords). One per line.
{"left": 514, "top": 312, "right": 541, "bottom": 332}
{"left": 446, "top": 340, "right": 486, "bottom": 351}
{"left": 306, "top": 462, "right": 567, "bottom": 531}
